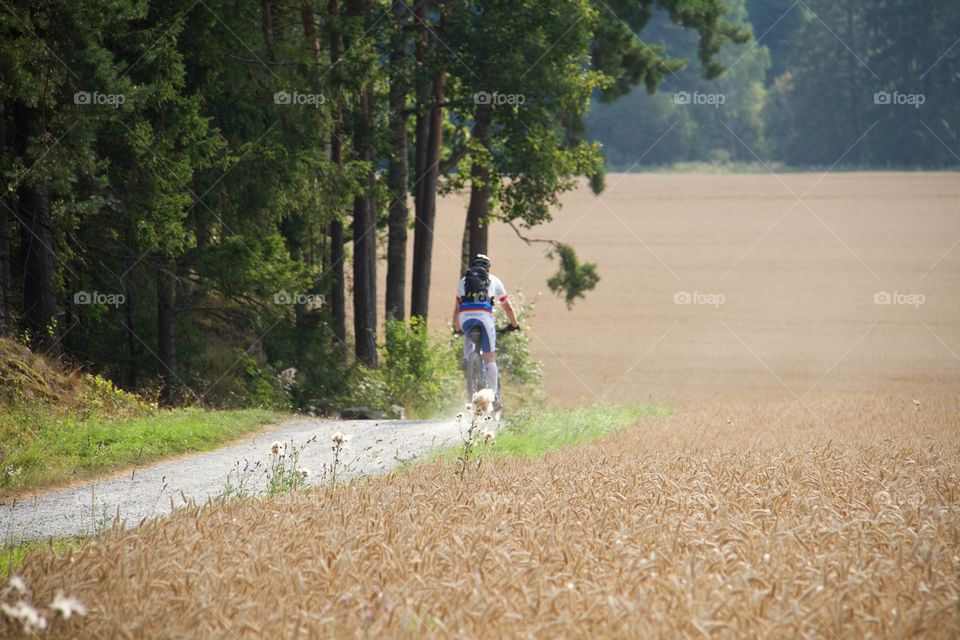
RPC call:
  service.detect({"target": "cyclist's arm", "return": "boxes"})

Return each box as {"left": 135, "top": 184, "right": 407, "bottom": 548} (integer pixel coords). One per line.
{"left": 453, "top": 296, "right": 462, "bottom": 333}
{"left": 502, "top": 295, "right": 519, "bottom": 328}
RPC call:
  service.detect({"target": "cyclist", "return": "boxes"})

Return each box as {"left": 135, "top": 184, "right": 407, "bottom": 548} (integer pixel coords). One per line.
{"left": 453, "top": 253, "right": 519, "bottom": 409}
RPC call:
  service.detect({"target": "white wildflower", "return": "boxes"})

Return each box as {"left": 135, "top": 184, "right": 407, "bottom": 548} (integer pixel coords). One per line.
{"left": 51, "top": 591, "right": 87, "bottom": 619}
{"left": 8, "top": 575, "right": 26, "bottom": 595}
{"left": 482, "top": 430, "right": 495, "bottom": 443}
{"left": 277, "top": 367, "right": 297, "bottom": 392}
{"left": 472, "top": 388, "right": 495, "bottom": 415}
{"left": 331, "top": 432, "right": 348, "bottom": 450}
{"left": 270, "top": 441, "right": 284, "bottom": 456}
{"left": 296, "top": 467, "right": 310, "bottom": 480}
{"left": 1, "top": 601, "right": 47, "bottom": 634}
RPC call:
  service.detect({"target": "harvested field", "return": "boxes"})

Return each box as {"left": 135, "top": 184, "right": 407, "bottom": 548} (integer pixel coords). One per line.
{"left": 5, "top": 395, "right": 958, "bottom": 638}
{"left": 421, "top": 172, "right": 960, "bottom": 405}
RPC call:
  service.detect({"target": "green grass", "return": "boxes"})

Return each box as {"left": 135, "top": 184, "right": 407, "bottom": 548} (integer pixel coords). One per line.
{"left": 490, "top": 404, "right": 668, "bottom": 458}
{"left": 1, "top": 408, "right": 285, "bottom": 494}
{"left": 429, "top": 404, "right": 668, "bottom": 464}
{"left": 0, "top": 537, "right": 84, "bottom": 578}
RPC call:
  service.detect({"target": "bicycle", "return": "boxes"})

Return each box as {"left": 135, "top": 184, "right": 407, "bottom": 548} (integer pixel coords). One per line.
{"left": 460, "top": 324, "right": 518, "bottom": 419}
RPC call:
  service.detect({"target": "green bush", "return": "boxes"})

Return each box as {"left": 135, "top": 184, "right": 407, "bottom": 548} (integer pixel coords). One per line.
{"left": 234, "top": 350, "right": 294, "bottom": 410}
{"left": 340, "top": 317, "right": 461, "bottom": 418}
{"left": 493, "top": 293, "right": 545, "bottom": 410}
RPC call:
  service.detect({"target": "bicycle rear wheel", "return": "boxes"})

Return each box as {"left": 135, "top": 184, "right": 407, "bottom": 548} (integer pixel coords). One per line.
{"left": 465, "top": 351, "right": 485, "bottom": 402}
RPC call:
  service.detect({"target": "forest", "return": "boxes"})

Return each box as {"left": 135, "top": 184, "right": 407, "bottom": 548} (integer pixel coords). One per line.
{"left": 587, "top": 0, "right": 960, "bottom": 168}
{"left": 2, "top": 0, "right": 956, "bottom": 412}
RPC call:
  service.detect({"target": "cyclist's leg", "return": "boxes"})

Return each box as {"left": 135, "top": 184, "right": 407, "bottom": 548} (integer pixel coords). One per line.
{"left": 477, "top": 315, "right": 498, "bottom": 400}
{"left": 483, "top": 350, "right": 499, "bottom": 402}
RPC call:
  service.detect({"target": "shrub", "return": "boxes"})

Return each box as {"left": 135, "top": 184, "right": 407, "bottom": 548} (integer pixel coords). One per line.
{"left": 339, "top": 318, "right": 461, "bottom": 418}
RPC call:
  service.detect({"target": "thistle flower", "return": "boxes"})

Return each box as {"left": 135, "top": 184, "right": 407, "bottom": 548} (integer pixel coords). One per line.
{"left": 270, "top": 441, "right": 284, "bottom": 456}
{"left": 296, "top": 467, "right": 310, "bottom": 480}
{"left": 482, "top": 430, "right": 495, "bottom": 443}
{"left": 1, "top": 601, "right": 47, "bottom": 634}
{"left": 472, "top": 388, "right": 495, "bottom": 415}
{"left": 50, "top": 591, "right": 87, "bottom": 620}
{"left": 8, "top": 576, "right": 26, "bottom": 595}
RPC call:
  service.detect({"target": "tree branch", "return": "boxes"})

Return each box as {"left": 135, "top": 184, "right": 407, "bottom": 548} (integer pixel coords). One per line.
{"left": 440, "top": 143, "right": 469, "bottom": 175}
{"left": 506, "top": 219, "right": 559, "bottom": 248}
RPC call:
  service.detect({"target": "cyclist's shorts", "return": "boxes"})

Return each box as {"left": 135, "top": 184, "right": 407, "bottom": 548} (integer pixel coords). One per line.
{"left": 461, "top": 312, "right": 496, "bottom": 356}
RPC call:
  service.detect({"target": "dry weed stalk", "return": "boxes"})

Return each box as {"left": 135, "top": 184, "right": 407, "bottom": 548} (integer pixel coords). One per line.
{"left": 455, "top": 392, "right": 497, "bottom": 481}
{"left": 4, "top": 395, "right": 959, "bottom": 638}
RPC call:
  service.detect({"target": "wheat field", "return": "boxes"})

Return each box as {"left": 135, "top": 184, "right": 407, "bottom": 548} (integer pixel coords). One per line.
{"left": 421, "top": 172, "right": 960, "bottom": 405}
{"left": 5, "top": 395, "right": 958, "bottom": 638}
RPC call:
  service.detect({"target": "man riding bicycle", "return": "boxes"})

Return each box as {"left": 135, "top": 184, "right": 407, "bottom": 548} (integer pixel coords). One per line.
{"left": 452, "top": 254, "right": 520, "bottom": 410}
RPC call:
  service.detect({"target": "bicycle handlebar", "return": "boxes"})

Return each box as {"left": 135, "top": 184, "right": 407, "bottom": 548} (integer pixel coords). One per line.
{"left": 454, "top": 324, "right": 520, "bottom": 336}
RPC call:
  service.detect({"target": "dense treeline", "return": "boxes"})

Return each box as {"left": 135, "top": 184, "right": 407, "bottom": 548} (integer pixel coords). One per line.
{"left": 588, "top": 0, "right": 960, "bottom": 169}
{"left": 0, "top": 0, "right": 745, "bottom": 408}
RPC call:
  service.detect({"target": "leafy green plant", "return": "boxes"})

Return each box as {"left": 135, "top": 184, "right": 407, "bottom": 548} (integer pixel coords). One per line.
{"left": 493, "top": 293, "right": 545, "bottom": 410}
{"left": 236, "top": 351, "right": 294, "bottom": 410}
{"left": 265, "top": 438, "right": 315, "bottom": 496}
{"left": 339, "top": 318, "right": 460, "bottom": 418}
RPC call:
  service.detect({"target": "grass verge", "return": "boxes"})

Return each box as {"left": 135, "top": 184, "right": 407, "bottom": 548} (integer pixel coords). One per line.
{"left": 1, "top": 408, "right": 285, "bottom": 496}
{"left": 0, "top": 538, "right": 84, "bottom": 579}
{"left": 430, "top": 404, "right": 668, "bottom": 464}
{"left": 491, "top": 404, "right": 668, "bottom": 458}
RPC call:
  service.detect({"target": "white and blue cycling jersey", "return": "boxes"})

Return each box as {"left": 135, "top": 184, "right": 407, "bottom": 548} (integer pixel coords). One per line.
{"left": 457, "top": 274, "right": 508, "bottom": 353}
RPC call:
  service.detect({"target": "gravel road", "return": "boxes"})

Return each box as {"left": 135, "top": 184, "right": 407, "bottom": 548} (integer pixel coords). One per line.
{"left": 1, "top": 417, "right": 460, "bottom": 543}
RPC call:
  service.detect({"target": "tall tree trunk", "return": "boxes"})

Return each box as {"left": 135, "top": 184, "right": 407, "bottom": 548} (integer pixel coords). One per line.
{"left": 466, "top": 102, "right": 492, "bottom": 259}
{"left": 0, "top": 106, "right": 10, "bottom": 335}
{"left": 260, "top": 2, "right": 277, "bottom": 47}
{"left": 410, "top": 70, "right": 445, "bottom": 319}
{"left": 460, "top": 213, "right": 470, "bottom": 275}
{"left": 0, "top": 194, "right": 10, "bottom": 336}
{"left": 300, "top": 3, "right": 320, "bottom": 58}
{"left": 385, "top": 0, "right": 410, "bottom": 321}
{"left": 412, "top": 0, "right": 430, "bottom": 219}
{"left": 123, "top": 282, "right": 138, "bottom": 389}
{"left": 348, "top": 0, "right": 378, "bottom": 366}
{"left": 327, "top": 0, "right": 347, "bottom": 355}
{"left": 352, "top": 158, "right": 378, "bottom": 366}
{"left": 157, "top": 257, "right": 179, "bottom": 406}
{"left": 14, "top": 104, "right": 59, "bottom": 354}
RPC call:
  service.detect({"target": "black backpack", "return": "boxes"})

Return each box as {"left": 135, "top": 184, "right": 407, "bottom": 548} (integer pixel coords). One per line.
{"left": 463, "top": 266, "right": 490, "bottom": 303}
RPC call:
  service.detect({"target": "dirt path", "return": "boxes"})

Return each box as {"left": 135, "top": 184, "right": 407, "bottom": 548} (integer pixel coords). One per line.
{"left": 1, "top": 417, "right": 460, "bottom": 543}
